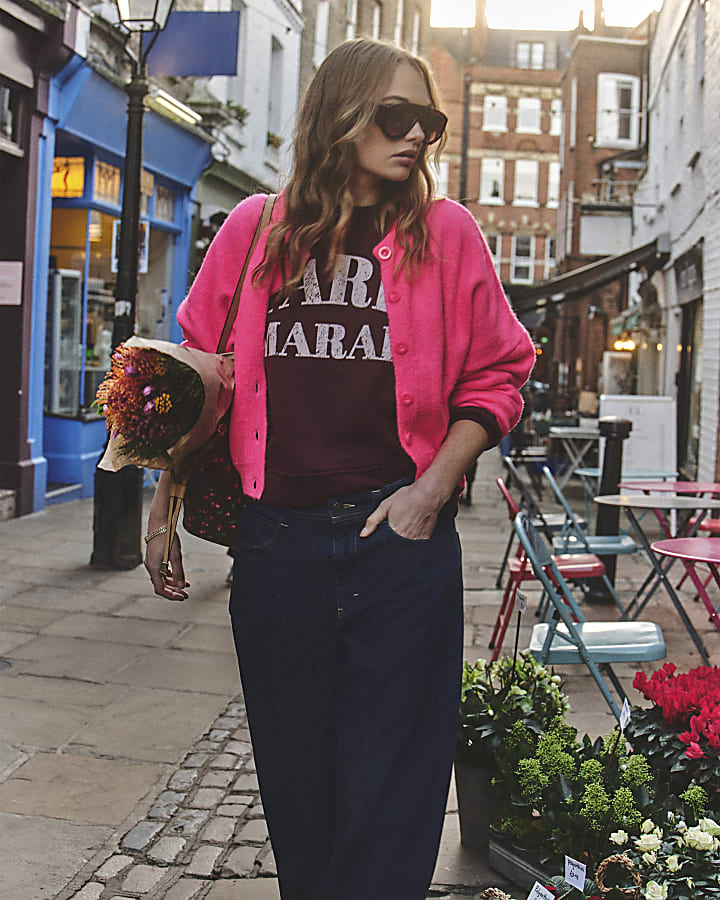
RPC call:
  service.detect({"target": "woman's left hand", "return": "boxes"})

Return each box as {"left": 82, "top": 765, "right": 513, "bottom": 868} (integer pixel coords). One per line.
{"left": 359, "top": 483, "right": 444, "bottom": 541}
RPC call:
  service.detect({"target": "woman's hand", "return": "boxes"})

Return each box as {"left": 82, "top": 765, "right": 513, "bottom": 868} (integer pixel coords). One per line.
{"left": 144, "top": 530, "right": 190, "bottom": 601}
{"left": 360, "top": 482, "right": 444, "bottom": 541}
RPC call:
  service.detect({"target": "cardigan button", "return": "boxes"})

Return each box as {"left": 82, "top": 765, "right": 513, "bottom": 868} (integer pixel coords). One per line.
{"left": 388, "top": 291, "right": 400, "bottom": 303}
{"left": 377, "top": 246, "right": 391, "bottom": 260}
{"left": 396, "top": 342, "right": 408, "bottom": 355}
{"left": 401, "top": 393, "right": 413, "bottom": 406}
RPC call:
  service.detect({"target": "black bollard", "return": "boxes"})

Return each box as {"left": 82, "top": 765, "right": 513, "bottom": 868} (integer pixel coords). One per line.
{"left": 588, "top": 416, "right": 632, "bottom": 602}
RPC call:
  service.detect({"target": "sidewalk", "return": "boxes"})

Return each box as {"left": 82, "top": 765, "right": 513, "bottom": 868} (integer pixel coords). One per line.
{"left": 0, "top": 451, "right": 715, "bottom": 900}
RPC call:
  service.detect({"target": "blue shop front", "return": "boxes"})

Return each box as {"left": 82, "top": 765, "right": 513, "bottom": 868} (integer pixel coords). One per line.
{"left": 38, "top": 63, "right": 211, "bottom": 505}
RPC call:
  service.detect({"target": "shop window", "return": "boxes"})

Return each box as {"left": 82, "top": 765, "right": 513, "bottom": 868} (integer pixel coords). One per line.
{"left": 156, "top": 184, "right": 175, "bottom": 222}
{"left": 511, "top": 234, "right": 534, "bottom": 283}
{"left": 480, "top": 158, "right": 505, "bottom": 204}
{"left": 93, "top": 160, "right": 121, "bottom": 206}
{"left": 517, "top": 98, "right": 541, "bottom": 133}
{"left": 550, "top": 98, "right": 562, "bottom": 135}
{"left": 140, "top": 170, "right": 155, "bottom": 217}
{"left": 677, "top": 299, "right": 702, "bottom": 478}
{"left": 52, "top": 157, "right": 85, "bottom": 198}
{"left": 483, "top": 95, "right": 507, "bottom": 131}
{"left": 596, "top": 73, "right": 640, "bottom": 148}
{"left": 513, "top": 159, "right": 539, "bottom": 206}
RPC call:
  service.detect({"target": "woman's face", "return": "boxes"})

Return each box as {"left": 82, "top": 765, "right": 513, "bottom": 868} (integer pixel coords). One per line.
{"left": 350, "top": 61, "right": 432, "bottom": 206}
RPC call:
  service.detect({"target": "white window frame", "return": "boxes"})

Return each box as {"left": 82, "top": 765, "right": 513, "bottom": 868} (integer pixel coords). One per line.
{"left": 346, "top": 0, "right": 358, "bottom": 39}
{"left": 268, "top": 36, "right": 284, "bottom": 138}
{"left": 516, "top": 40, "right": 544, "bottom": 69}
{"left": 483, "top": 95, "right": 507, "bottom": 132}
{"left": 485, "top": 233, "right": 502, "bottom": 274}
{"left": 313, "top": 0, "right": 330, "bottom": 68}
{"left": 569, "top": 77, "right": 577, "bottom": 148}
{"left": 545, "top": 236, "right": 557, "bottom": 279}
{"left": 596, "top": 72, "right": 641, "bottom": 148}
{"left": 550, "top": 98, "right": 562, "bottom": 135}
{"left": 371, "top": 1, "right": 382, "bottom": 38}
{"left": 480, "top": 158, "right": 505, "bottom": 205}
{"left": 430, "top": 158, "right": 449, "bottom": 197}
{"left": 531, "top": 42, "right": 545, "bottom": 69}
{"left": 411, "top": 6, "right": 420, "bottom": 54}
{"left": 511, "top": 235, "right": 535, "bottom": 284}
{"left": 513, "top": 159, "right": 539, "bottom": 207}
{"left": 546, "top": 161, "right": 560, "bottom": 208}
{"left": 517, "top": 97, "right": 541, "bottom": 134}
{"left": 394, "top": 0, "right": 404, "bottom": 45}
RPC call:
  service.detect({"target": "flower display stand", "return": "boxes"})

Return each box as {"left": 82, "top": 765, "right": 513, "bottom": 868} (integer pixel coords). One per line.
{"left": 488, "top": 838, "right": 551, "bottom": 892}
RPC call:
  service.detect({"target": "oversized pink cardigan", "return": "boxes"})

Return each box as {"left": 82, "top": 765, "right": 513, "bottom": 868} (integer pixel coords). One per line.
{"left": 177, "top": 192, "right": 536, "bottom": 500}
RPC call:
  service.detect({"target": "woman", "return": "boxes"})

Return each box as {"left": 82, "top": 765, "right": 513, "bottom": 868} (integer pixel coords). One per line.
{"left": 145, "top": 38, "right": 535, "bottom": 900}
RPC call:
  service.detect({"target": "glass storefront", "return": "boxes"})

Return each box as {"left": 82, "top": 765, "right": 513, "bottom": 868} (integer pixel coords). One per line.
{"left": 677, "top": 299, "right": 703, "bottom": 479}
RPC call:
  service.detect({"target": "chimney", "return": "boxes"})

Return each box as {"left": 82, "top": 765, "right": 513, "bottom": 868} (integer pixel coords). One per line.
{"left": 594, "top": 0, "right": 605, "bottom": 33}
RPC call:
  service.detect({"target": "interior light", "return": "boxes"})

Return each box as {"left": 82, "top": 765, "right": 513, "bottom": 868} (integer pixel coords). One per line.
{"left": 613, "top": 340, "right": 624, "bottom": 351}
{"left": 657, "top": 342, "right": 663, "bottom": 351}
{"left": 536, "top": 347, "right": 543, "bottom": 355}
{"left": 89, "top": 210, "right": 102, "bottom": 242}
{"left": 622, "top": 340, "right": 636, "bottom": 351}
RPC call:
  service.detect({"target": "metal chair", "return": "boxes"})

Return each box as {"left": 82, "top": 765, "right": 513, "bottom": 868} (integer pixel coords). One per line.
{"left": 514, "top": 512, "right": 666, "bottom": 721}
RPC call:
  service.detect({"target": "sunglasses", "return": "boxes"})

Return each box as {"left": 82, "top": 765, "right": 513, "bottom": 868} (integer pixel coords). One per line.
{"left": 374, "top": 102, "right": 448, "bottom": 145}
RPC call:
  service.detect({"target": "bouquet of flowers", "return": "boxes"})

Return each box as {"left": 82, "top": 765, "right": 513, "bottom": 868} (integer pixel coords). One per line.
{"left": 96, "top": 337, "right": 235, "bottom": 481}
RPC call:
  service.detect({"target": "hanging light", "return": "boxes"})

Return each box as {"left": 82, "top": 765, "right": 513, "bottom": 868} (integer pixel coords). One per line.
{"left": 115, "top": 0, "right": 174, "bottom": 33}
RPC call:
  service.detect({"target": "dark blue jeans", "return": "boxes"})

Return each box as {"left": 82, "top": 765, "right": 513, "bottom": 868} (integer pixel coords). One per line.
{"left": 229, "top": 477, "right": 464, "bottom": 900}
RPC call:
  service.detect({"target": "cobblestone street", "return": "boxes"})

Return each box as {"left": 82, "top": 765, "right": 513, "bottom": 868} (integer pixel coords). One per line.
{"left": 0, "top": 450, "right": 714, "bottom": 899}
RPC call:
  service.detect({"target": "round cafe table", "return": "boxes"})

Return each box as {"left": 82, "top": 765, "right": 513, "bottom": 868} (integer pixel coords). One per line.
{"left": 652, "top": 537, "right": 720, "bottom": 633}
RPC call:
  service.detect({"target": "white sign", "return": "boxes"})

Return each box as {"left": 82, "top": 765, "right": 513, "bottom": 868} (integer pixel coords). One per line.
{"left": 598, "top": 394, "right": 677, "bottom": 476}
{"left": 526, "top": 882, "right": 555, "bottom": 900}
{"left": 517, "top": 591, "right": 528, "bottom": 615}
{"left": 0, "top": 261, "right": 22, "bottom": 306}
{"left": 565, "top": 855, "right": 587, "bottom": 890}
{"left": 620, "top": 698, "right": 632, "bottom": 732}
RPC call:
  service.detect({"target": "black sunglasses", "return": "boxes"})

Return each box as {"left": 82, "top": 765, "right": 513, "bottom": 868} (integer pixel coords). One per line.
{"left": 374, "top": 102, "right": 448, "bottom": 145}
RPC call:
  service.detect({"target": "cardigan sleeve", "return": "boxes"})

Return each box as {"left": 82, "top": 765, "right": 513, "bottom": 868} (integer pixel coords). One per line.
{"left": 444, "top": 203, "right": 536, "bottom": 439}
{"left": 177, "top": 193, "right": 269, "bottom": 353}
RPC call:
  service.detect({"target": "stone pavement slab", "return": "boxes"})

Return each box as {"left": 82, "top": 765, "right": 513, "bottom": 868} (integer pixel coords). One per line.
{"left": 108, "top": 647, "right": 238, "bottom": 695}
{"left": 9, "top": 634, "right": 147, "bottom": 681}
{"left": 40, "top": 612, "right": 186, "bottom": 646}
{"left": 0, "top": 695, "right": 97, "bottom": 749}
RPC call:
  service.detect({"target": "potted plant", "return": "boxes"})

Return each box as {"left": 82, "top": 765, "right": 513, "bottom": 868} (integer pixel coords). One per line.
{"left": 455, "top": 652, "right": 570, "bottom": 850}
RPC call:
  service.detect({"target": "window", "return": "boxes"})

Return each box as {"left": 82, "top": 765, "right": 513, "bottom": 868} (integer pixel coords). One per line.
{"left": 346, "top": 0, "right": 358, "bottom": 39}
{"left": 569, "top": 78, "right": 577, "bottom": 148}
{"left": 155, "top": 184, "right": 175, "bottom": 223}
{"left": 430, "top": 158, "right": 449, "bottom": 196}
{"left": 485, "top": 233, "right": 501, "bottom": 273}
{"left": 517, "top": 97, "right": 541, "bottom": 133}
{"left": 268, "top": 37, "right": 284, "bottom": 143}
{"left": 394, "top": 0, "right": 404, "bottom": 44}
{"left": 545, "top": 236, "right": 557, "bottom": 278}
{"left": 94, "top": 161, "right": 121, "bottom": 206}
{"left": 483, "top": 95, "right": 507, "bottom": 131}
{"left": 313, "top": 1, "right": 330, "bottom": 67}
{"left": 547, "top": 161, "right": 559, "bottom": 208}
{"left": 596, "top": 73, "right": 641, "bottom": 147}
{"left": 516, "top": 41, "right": 545, "bottom": 69}
{"left": 513, "top": 159, "right": 539, "bottom": 206}
{"left": 550, "top": 98, "right": 562, "bottom": 135}
{"left": 480, "top": 158, "right": 505, "bottom": 204}
{"left": 512, "top": 235, "right": 535, "bottom": 283}
{"left": 0, "top": 83, "right": 22, "bottom": 146}
{"left": 52, "top": 157, "right": 85, "bottom": 198}
{"left": 371, "top": 0, "right": 382, "bottom": 38}
{"left": 411, "top": 6, "right": 420, "bottom": 54}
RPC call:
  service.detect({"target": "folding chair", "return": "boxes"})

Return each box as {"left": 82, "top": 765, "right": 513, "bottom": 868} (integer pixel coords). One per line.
{"left": 514, "top": 512, "right": 666, "bottom": 721}
{"left": 490, "top": 478, "right": 607, "bottom": 660}
{"left": 497, "top": 456, "right": 582, "bottom": 589}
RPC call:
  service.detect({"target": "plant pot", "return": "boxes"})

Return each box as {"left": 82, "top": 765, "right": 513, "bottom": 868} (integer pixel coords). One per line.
{"left": 488, "top": 837, "right": 551, "bottom": 892}
{"left": 453, "top": 760, "right": 494, "bottom": 850}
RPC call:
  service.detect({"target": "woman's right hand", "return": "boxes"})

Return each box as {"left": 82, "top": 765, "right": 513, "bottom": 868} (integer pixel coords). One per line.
{"left": 144, "top": 529, "right": 189, "bottom": 601}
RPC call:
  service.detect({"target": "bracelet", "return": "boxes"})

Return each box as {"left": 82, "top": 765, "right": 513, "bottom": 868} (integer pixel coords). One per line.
{"left": 144, "top": 526, "right": 168, "bottom": 545}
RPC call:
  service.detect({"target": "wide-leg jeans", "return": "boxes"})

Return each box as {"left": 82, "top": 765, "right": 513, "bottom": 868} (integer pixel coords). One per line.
{"left": 229, "top": 477, "right": 464, "bottom": 900}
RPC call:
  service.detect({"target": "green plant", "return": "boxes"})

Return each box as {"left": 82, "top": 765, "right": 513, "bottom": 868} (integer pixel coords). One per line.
{"left": 266, "top": 130, "right": 283, "bottom": 149}
{"left": 226, "top": 102, "right": 249, "bottom": 125}
{"left": 456, "top": 652, "right": 569, "bottom": 768}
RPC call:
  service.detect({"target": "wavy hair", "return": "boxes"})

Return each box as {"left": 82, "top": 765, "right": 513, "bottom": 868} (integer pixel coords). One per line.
{"left": 254, "top": 38, "right": 447, "bottom": 293}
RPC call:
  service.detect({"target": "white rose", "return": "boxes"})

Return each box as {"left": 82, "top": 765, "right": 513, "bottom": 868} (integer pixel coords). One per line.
{"left": 642, "top": 852, "right": 657, "bottom": 865}
{"left": 635, "top": 833, "right": 662, "bottom": 853}
{"left": 644, "top": 881, "right": 668, "bottom": 900}
{"left": 610, "top": 830, "right": 629, "bottom": 845}
{"left": 685, "top": 826, "right": 715, "bottom": 852}
{"left": 700, "top": 817, "right": 720, "bottom": 836}
{"left": 642, "top": 819, "right": 656, "bottom": 834}
{"left": 665, "top": 855, "right": 682, "bottom": 872}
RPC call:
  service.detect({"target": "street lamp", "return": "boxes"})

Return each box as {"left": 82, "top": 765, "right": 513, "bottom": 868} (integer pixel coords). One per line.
{"left": 91, "top": 0, "right": 175, "bottom": 569}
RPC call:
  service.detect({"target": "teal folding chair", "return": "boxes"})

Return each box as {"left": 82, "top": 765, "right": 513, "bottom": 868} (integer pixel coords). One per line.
{"left": 514, "top": 512, "right": 666, "bottom": 721}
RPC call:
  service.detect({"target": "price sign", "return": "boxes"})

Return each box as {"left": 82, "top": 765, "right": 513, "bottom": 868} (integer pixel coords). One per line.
{"left": 565, "top": 855, "right": 587, "bottom": 890}
{"left": 620, "top": 697, "right": 631, "bottom": 733}
{"left": 526, "top": 882, "right": 554, "bottom": 900}
{"left": 517, "top": 591, "right": 528, "bottom": 615}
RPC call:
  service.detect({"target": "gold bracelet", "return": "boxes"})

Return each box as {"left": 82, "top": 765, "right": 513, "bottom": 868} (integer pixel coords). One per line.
{"left": 144, "top": 526, "right": 168, "bottom": 545}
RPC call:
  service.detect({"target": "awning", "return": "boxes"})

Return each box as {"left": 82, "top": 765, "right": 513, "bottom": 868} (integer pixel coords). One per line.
{"left": 508, "top": 234, "right": 671, "bottom": 313}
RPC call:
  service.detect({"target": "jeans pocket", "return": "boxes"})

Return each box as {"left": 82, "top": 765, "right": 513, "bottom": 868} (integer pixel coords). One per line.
{"left": 235, "top": 504, "right": 288, "bottom": 558}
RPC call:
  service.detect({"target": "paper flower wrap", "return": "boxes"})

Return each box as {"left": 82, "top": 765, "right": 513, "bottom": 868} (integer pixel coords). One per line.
{"left": 96, "top": 336, "right": 235, "bottom": 483}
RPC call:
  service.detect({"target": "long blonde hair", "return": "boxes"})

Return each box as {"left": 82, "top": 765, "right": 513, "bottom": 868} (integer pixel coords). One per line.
{"left": 254, "top": 38, "right": 447, "bottom": 293}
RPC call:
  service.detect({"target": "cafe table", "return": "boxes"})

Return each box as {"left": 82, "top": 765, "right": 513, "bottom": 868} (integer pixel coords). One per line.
{"left": 594, "top": 493, "right": 720, "bottom": 665}
{"left": 576, "top": 468, "right": 677, "bottom": 525}
{"left": 651, "top": 537, "right": 720, "bottom": 634}
{"left": 549, "top": 425, "right": 600, "bottom": 489}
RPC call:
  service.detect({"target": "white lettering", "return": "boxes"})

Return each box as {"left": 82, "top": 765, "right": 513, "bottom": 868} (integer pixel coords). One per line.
{"left": 346, "top": 323, "right": 378, "bottom": 360}
{"left": 279, "top": 321, "right": 313, "bottom": 357}
{"left": 302, "top": 258, "right": 323, "bottom": 305}
{"left": 265, "top": 321, "right": 278, "bottom": 356}
{"left": 327, "top": 254, "right": 373, "bottom": 307}
{"left": 375, "top": 281, "right": 386, "bottom": 312}
{"left": 380, "top": 325, "right": 392, "bottom": 361}
{"left": 314, "top": 323, "right": 346, "bottom": 359}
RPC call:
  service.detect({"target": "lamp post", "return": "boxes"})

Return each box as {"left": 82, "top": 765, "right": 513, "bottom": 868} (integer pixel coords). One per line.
{"left": 91, "top": 0, "right": 175, "bottom": 569}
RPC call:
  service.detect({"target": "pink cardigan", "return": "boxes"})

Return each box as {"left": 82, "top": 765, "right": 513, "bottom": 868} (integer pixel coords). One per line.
{"left": 177, "top": 193, "right": 536, "bottom": 500}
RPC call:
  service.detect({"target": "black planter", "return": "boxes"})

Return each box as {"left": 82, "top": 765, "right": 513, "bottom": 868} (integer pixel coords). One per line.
{"left": 488, "top": 837, "right": 551, "bottom": 892}
{"left": 453, "top": 760, "right": 494, "bottom": 850}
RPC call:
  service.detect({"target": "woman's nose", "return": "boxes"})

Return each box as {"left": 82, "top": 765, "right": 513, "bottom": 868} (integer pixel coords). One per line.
{"left": 405, "top": 119, "right": 425, "bottom": 143}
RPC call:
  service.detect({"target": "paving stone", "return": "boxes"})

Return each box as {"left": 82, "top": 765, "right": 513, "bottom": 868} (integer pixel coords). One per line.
{"left": 205, "top": 880, "right": 280, "bottom": 899}
{"left": 147, "top": 836, "right": 186, "bottom": 863}
{"left": 95, "top": 854, "right": 135, "bottom": 880}
{"left": 225, "top": 740, "right": 253, "bottom": 757}
{"left": 209, "top": 753, "right": 240, "bottom": 769}
{"left": 237, "top": 818, "right": 268, "bottom": 843}
{"left": 232, "top": 727, "right": 252, "bottom": 741}
{"left": 121, "top": 820, "right": 164, "bottom": 850}
{"left": 186, "top": 844, "right": 223, "bottom": 877}
{"left": 233, "top": 772, "right": 259, "bottom": 791}
{"left": 0, "top": 741, "right": 24, "bottom": 774}
{"left": 183, "top": 752, "right": 210, "bottom": 767}
{"left": 214, "top": 716, "right": 242, "bottom": 729}
{"left": 122, "top": 863, "right": 170, "bottom": 893}
{"left": 166, "top": 809, "right": 210, "bottom": 836}
{"left": 220, "top": 803, "right": 251, "bottom": 817}
{"left": 149, "top": 790, "right": 185, "bottom": 820}
{"left": 189, "top": 787, "right": 226, "bottom": 809}
{"left": 225, "top": 703, "right": 245, "bottom": 716}
{"left": 194, "top": 740, "right": 221, "bottom": 752}
{"left": 258, "top": 850, "right": 277, "bottom": 876}
{"left": 228, "top": 793, "right": 254, "bottom": 804}
{"left": 221, "top": 845, "right": 260, "bottom": 876}
{"left": 201, "top": 771, "right": 234, "bottom": 789}
{"left": 162, "top": 878, "right": 210, "bottom": 900}
{"left": 201, "top": 817, "right": 235, "bottom": 844}
{"left": 168, "top": 769, "right": 199, "bottom": 791}
{"left": 208, "top": 729, "right": 231, "bottom": 741}
{"left": 71, "top": 884, "right": 104, "bottom": 900}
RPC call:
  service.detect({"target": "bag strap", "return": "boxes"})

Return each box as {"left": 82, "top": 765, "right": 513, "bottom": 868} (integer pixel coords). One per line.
{"left": 216, "top": 192, "right": 277, "bottom": 354}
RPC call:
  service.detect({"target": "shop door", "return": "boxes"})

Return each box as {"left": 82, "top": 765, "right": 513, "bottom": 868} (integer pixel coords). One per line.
{"left": 676, "top": 299, "right": 702, "bottom": 479}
